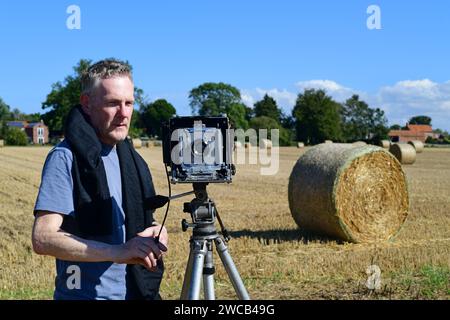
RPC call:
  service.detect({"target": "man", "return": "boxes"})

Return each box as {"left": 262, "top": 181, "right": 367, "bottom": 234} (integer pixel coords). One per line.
{"left": 32, "top": 59, "right": 168, "bottom": 300}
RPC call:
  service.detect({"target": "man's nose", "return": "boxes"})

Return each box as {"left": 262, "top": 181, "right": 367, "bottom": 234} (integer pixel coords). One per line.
{"left": 117, "top": 103, "right": 130, "bottom": 117}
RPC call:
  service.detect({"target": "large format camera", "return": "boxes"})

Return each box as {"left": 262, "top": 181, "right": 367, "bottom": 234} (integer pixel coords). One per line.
{"left": 162, "top": 116, "right": 235, "bottom": 184}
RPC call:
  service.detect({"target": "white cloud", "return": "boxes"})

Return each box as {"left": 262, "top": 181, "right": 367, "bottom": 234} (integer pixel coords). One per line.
{"left": 241, "top": 79, "right": 450, "bottom": 131}
{"left": 374, "top": 79, "right": 450, "bottom": 129}
{"left": 295, "top": 80, "right": 364, "bottom": 103}
{"left": 241, "top": 88, "right": 297, "bottom": 114}
{"left": 255, "top": 88, "right": 297, "bottom": 108}
{"left": 296, "top": 80, "right": 348, "bottom": 92}
{"left": 240, "top": 92, "right": 255, "bottom": 108}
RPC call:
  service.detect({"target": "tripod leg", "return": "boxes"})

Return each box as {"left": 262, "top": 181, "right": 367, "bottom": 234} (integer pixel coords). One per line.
{"left": 203, "top": 242, "right": 215, "bottom": 300}
{"left": 187, "top": 240, "right": 208, "bottom": 300}
{"left": 180, "top": 240, "right": 195, "bottom": 300}
{"left": 215, "top": 237, "right": 250, "bottom": 300}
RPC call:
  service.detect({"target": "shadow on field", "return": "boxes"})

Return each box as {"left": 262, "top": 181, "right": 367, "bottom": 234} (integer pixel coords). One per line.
{"left": 228, "top": 228, "right": 340, "bottom": 245}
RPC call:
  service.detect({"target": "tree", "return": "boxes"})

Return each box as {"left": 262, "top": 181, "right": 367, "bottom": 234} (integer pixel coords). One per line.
{"left": 128, "top": 110, "right": 144, "bottom": 139}
{"left": 243, "top": 105, "right": 254, "bottom": 122}
{"left": 409, "top": 115, "right": 432, "bottom": 126}
{"left": 0, "top": 98, "right": 10, "bottom": 139}
{"left": 189, "top": 82, "right": 249, "bottom": 129}
{"left": 42, "top": 59, "right": 91, "bottom": 132}
{"left": 341, "top": 95, "right": 388, "bottom": 142}
{"left": 341, "top": 95, "right": 371, "bottom": 141}
{"left": 368, "top": 107, "right": 389, "bottom": 144}
{"left": 434, "top": 129, "right": 449, "bottom": 137}
{"left": 249, "top": 116, "right": 292, "bottom": 146}
{"left": 5, "top": 127, "right": 28, "bottom": 146}
{"left": 0, "top": 97, "right": 11, "bottom": 120}
{"left": 140, "top": 99, "right": 176, "bottom": 138}
{"left": 390, "top": 124, "right": 401, "bottom": 130}
{"left": 226, "top": 103, "right": 248, "bottom": 129}
{"left": 189, "top": 82, "right": 241, "bottom": 116}
{"left": 253, "top": 94, "right": 282, "bottom": 122}
{"left": 9, "top": 108, "right": 26, "bottom": 121}
{"left": 24, "top": 113, "right": 42, "bottom": 122}
{"left": 280, "top": 112, "right": 295, "bottom": 145}
{"left": 292, "top": 89, "right": 342, "bottom": 145}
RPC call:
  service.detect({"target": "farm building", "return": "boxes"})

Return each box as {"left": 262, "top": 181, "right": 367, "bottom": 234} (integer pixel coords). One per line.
{"left": 388, "top": 123, "right": 439, "bottom": 143}
{"left": 6, "top": 120, "right": 49, "bottom": 144}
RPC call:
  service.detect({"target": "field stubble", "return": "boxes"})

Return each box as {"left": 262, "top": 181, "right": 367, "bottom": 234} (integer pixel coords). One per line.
{"left": 0, "top": 146, "right": 448, "bottom": 299}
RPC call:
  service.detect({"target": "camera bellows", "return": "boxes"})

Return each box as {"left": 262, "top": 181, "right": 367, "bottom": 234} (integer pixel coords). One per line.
{"left": 288, "top": 143, "right": 409, "bottom": 243}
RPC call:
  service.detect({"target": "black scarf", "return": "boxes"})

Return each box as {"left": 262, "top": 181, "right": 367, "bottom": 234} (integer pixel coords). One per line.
{"left": 63, "top": 105, "right": 164, "bottom": 300}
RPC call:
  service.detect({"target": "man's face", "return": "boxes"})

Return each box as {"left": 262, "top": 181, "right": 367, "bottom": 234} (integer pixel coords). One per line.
{"left": 82, "top": 76, "right": 134, "bottom": 145}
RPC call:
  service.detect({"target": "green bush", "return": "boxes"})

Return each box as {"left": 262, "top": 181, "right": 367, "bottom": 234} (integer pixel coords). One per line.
{"left": 249, "top": 116, "right": 293, "bottom": 146}
{"left": 5, "top": 127, "right": 28, "bottom": 146}
{"left": 426, "top": 136, "right": 450, "bottom": 145}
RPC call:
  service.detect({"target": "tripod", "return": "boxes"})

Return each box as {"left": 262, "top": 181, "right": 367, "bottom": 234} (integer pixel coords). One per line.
{"left": 179, "top": 183, "right": 250, "bottom": 300}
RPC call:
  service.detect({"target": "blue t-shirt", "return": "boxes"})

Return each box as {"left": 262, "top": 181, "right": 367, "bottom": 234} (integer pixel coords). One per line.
{"left": 34, "top": 140, "right": 129, "bottom": 300}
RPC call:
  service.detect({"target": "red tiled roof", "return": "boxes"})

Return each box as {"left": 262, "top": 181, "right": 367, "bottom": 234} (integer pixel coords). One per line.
{"left": 388, "top": 130, "right": 426, "bottom": 138}
{"left": 407, "top": 124, "right": 433, "bottom": 132}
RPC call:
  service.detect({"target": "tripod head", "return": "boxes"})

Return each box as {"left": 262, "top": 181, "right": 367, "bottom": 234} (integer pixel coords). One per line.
{"left": 181, "top": 183, "right": 230, "bottom": 241}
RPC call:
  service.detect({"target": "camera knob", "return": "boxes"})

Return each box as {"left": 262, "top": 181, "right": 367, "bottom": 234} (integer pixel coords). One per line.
{"left": 181, "top": 219, "right": 189, "bottom": 232}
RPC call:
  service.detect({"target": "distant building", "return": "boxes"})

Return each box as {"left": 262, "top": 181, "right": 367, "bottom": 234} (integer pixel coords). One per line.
{"left": 6, "top": 120, "right": 49, "bottom": 144}
{"left": 388, "top": 123, "right": 439, "bottom": 143}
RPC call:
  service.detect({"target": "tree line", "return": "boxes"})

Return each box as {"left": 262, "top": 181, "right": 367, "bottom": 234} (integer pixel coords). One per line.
{"left": 1, "top": 59, "right": 447, "bottom": 146}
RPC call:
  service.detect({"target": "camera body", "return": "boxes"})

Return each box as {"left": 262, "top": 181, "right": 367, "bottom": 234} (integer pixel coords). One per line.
{"left": 162, "top": 115, "right": 235, "bottom": 184}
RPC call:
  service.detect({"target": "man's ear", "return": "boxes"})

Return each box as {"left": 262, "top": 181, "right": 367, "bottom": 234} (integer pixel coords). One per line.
{"left": 80, "top": 94, "right": 91, "bottom": 115}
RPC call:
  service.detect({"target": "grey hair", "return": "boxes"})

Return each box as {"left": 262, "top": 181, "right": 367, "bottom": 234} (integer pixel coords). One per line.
{"left": 81, "top": 58, "right": 133, "bottom": 95}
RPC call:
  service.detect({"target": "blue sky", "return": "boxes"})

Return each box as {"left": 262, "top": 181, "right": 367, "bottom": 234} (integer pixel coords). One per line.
{"left": 0, "top": 0, "right": 449, "bottom": 130}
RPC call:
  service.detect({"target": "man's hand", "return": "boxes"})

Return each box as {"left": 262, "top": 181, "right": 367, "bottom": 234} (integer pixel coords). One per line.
{"left": 114, "top": 235, "right": 163, "bottom": 272}
{"left": 138, "top": 224, "right": 168, "bottom": 253}
{"left": 113, "top": 224, "right": 168, "bottom": 272}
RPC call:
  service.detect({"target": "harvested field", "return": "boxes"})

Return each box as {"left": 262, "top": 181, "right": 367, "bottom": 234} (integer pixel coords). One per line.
{"left": 0, "top": 146, "right": 449, "bottom": 299}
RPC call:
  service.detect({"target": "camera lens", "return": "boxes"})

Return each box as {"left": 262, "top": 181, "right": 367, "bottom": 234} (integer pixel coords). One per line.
{"left": 191, "top": 140, "right": 207, "bottom": 157}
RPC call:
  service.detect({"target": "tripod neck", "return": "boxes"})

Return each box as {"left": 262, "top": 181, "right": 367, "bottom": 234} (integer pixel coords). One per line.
{"left": 193, "top": 182, "right": 209, "bottom": 202}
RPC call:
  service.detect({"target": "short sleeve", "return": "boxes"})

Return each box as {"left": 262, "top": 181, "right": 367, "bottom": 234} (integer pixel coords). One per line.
{"left": 34, "top": 147, "right": 75, "bottom": 216}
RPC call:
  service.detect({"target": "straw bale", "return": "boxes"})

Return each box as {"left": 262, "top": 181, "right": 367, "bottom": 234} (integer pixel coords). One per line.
{"left": 288, "top": 143, "right": 409, "bottom": 243}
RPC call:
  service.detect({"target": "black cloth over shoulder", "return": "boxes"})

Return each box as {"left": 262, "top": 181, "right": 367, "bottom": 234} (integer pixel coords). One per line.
{"left": 63, "top": 105, "right": 164, "bottom": 300}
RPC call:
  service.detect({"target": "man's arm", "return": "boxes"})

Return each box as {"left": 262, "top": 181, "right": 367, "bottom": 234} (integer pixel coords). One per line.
{"left": 32, "top": 211, "right": 164, "bottom": 270}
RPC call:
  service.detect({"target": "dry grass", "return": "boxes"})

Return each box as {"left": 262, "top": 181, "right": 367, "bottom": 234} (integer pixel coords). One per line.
{"left": 0, "top": 146, "right": 449, "bottom": 299}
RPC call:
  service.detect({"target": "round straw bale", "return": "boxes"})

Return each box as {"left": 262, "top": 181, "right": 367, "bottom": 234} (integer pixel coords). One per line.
{"left": 352, "top": 141, "right": 367, "bottom": 147}
{"left": 324, "top": 140, "right": 333, "bottom": 144}
{"left": 244, "top": 142, "right": 252, "bottom": 149}
{"left": 0, "top": 139, "right": 4, "bottom": 147}
{"left": 153, "top": 140, "right": 162, "bottom": 147}
{"left": 380, "top": 140, "right": 391, "bottom": 149}
{"left": 288, "top": 143, "right": 409, "bottom": 243}
{"left": 297, "top": 142, "right": 305, "bottom": 148}
{"left": 407, "top": 140, "right": 424, "bottom": 153}
{"left": 389, "top": 143, "right": 416, "bottom": 164}
{"left": 132, "top": 138, "right": 142, "bottom": 149}
{"left": 260, "top": 139, "right": 272, "bottom": 149}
